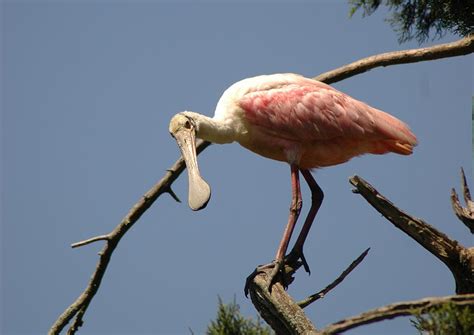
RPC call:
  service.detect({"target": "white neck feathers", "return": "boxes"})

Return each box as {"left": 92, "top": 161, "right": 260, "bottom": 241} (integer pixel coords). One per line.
{"left": 181, "top": 111, "right": 236, "bottom": 144}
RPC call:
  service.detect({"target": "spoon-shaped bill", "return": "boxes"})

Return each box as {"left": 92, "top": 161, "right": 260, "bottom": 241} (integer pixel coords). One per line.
{"left": 173, "top": 128, "right": 211, "bottom": 211}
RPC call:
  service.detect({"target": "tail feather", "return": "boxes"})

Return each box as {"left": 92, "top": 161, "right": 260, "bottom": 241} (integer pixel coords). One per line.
{"left": 371, "top": 107, "right": 418, "bottom": 155}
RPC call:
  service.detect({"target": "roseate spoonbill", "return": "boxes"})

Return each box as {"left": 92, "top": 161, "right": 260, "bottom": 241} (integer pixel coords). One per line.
{"left": 169, "top": 73, "right": 417, "bottom": 293}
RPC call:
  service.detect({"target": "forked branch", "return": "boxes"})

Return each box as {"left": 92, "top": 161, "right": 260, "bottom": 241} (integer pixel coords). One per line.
{"left": 49, "top": 141, "right": 211, "bottom": 335}
{"left": 349, "top": 175, "right": 474, "bottom": 294}
{"left": 451, "top": 167, "right": 474, "bottom": 234}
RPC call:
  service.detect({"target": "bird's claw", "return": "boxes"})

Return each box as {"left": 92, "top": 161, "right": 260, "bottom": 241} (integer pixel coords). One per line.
{"left": 286, "top": 248, "right": 311, "bottom": 275}
{"left": 266, "top": 259, "right": 285, "bottom": 290}
{"left": 244, "top": 250, "right": 311, "bottom": 298}
{"left": 244, "top": 260, "right": 285, "bottom": 298}
{"left": 244, "top": 268, "right": 261, "bottom": 297}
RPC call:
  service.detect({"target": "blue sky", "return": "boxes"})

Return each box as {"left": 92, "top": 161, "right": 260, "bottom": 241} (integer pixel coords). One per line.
{"left": 2, "top": 1, "right": 472, "bottom": 334}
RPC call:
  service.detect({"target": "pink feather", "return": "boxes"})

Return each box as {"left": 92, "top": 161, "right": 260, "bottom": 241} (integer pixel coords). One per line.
{"left": 234, "top": 74, "right": 416, "bottom": 168}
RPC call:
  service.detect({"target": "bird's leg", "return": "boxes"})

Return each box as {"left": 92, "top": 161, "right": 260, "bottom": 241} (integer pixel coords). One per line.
{"left": 270, "top": 164, "right": 302, "bottom": 287}
{"left": 286, "top": 169, "right": 323, "bottom": 274}
{"left": 245, "top": 165, "right": 302, "bottom": 296}
{"left": 274, "top": 164, "right": 303, "bottom": 262}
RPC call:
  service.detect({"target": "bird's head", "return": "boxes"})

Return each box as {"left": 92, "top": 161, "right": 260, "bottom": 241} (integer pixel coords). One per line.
{"left": 169, "top": 112, "right": 211, "bottom": 211}
{"left": 169, "top": 113, "right": 195, "bottom": 135}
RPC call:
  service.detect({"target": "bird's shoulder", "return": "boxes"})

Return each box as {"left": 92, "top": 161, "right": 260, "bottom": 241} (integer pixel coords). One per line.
{"left": 214, "top": 73, "right": 337, "bottom": 117}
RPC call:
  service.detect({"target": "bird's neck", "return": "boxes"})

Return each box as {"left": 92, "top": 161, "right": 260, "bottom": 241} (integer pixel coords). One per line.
{"left": 183, "top": 111, "right": 236, "bottom": 144}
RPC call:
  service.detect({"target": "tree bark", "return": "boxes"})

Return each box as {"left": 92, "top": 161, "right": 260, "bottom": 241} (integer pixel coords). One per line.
{"left": 248, "top": 276, "right": 318, "bottom": 335}
{"left": 349, "top": 175, "right": 474, "bottom": 294}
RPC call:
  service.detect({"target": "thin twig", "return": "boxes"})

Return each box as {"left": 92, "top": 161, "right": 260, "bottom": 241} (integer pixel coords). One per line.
{"left": 314, "top": 35, "right": 474, "bottom": 84}
{"left": 461, "top": 167, "right": 472, "bottom": 204}
{"left": 319, "top": 294, "right": 474, "bottom": 334}
{"left": 297, "top": 248, "right": 370, "bottom": 309}
{"left": 71, "top": 235, "right": 109, "bottom": 248}
{"left": 166, "top": 186, "right": 181, "bottom": 203}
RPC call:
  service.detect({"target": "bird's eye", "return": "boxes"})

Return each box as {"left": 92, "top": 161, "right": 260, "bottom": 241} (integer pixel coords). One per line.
{"left": 184, "top": 120, "right": 192, "bottom": 129}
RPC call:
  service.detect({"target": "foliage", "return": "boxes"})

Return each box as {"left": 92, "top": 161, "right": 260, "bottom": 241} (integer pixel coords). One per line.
{"left": 410, "top": 302, "right": 474, "bottom": 335}
{"left": 206, "top": 296, "right": 273, "bottom": 335}
{"left": 349, "top": 0, "right": 474, "bottom": 43}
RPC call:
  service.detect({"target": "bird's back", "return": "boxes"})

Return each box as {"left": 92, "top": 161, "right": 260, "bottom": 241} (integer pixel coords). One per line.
{"left": 215, "top": 74, "right": 417, "bottom": 168}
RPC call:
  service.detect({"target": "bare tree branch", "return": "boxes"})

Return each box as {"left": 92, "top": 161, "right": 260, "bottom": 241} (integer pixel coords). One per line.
{"left": 349, "top": 175, "right": 474, "bottom": 294}
{"left": 49, "top": 141, "right": 211, "bottom": 335}
{"left": 50, "top": 35, "right": 474, "bottom": 334}
{"left": 451, "top": 167, "right": 474, "bottom": 234}
{"left": 320, "top": 294, "right": 474, "bottom": 334}
{"left": 314, "top": 35, "right": 474, "bottom": 84}
{"left": 247, "top": 271, "right": 318, "bottom": 334}
{"left": 297, "top": 248, "right": 370, "bottom": 309}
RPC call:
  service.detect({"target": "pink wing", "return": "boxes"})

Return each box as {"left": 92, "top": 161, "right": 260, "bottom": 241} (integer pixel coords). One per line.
{"left": 239, "top": 76, "right": 417, "bottom": 155}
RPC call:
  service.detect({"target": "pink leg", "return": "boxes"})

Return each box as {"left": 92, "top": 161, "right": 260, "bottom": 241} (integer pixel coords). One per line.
{"left": 244, "top": 164, "right": 302, "bottom": 296}
{"left": 287, "top": 169, "right": 324, "bottom": 274}
{"left": 275, "top": 164, "right": 302, "bottom": 261}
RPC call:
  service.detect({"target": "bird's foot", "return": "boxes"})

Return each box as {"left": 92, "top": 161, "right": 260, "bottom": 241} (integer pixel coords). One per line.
{"left": 286, "top": 247, "right": 311, "bottom": 275}
{"left": 244, "top": 259, "right": 285, "bottom": 298}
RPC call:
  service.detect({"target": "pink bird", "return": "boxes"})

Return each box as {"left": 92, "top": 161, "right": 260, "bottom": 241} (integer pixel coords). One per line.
{"left": 169, "top": 73, "right": 417, "bottom": 294}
